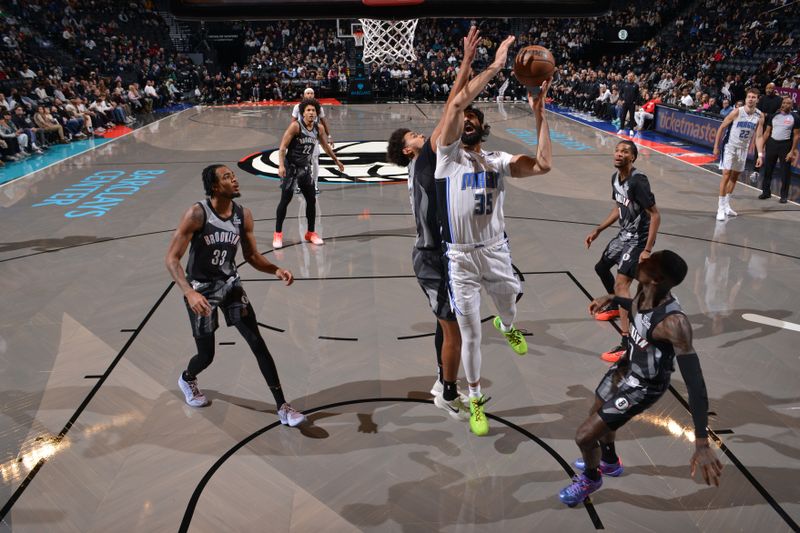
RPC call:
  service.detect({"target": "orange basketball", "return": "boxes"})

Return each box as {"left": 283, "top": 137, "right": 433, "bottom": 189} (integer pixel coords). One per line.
{"left": 513, "top": 45, "right": 556, "bottom": 88}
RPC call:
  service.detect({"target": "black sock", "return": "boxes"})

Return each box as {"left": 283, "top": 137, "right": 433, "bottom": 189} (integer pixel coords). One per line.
{"left": 621, "top": 334, "right": 629, "bottom": 348}
{"left": 443, "top": 380, "right": 458, "bottom": 401}
{"left": 600, "top": 442, "right": 618, "bottom": 464}
{"left": 182, "top": 370, "right": 195, "bottom": 382}
{"left": 584, "top": 466, "right": 601, "bottom": 481}
{"left": 270, "top": 385, "right": 286, "bottom": 407}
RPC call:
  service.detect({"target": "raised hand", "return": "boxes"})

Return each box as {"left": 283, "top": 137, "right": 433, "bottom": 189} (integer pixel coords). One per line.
{"left": 491, "top": 35, "right": 516, "bottom": 70}
{"left": 463, "top": 25, "right": 480, "bottom": 65}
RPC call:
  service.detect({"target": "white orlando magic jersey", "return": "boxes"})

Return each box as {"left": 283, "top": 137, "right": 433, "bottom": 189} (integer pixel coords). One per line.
{"left": 724, "top": 106, "right": 761, "bottom": 150}
{"left": 434, "top": 139, "right": 513, "bottom": 246}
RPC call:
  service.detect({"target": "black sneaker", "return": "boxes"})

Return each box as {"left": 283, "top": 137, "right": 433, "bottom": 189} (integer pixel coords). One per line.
{"left": 758, "top": 192, "right": 770, "bottom": 200}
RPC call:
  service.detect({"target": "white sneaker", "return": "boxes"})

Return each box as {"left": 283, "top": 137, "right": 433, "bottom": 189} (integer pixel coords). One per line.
{"left": 430, "top": 379, "right": 468, "bottom": 403}
{"left": 724, "top": 204, "right": 737, "bottom": 217}
{"left": 178, "top": 374, "right": 209, "bottom": 407}
{"left": 434, "top": 394, "right": 470, "bottom": 421}
{"left": 278, "top": 403, "right": 306, "bottom": 427}
{"left": 629, "top": 130, "right": 635, "bottom": 136}
{"left": 617, "top": 129, "right": 624, "bottom": 134}
{"left": 716, "top": 208, "right": 726, "bottom": 221}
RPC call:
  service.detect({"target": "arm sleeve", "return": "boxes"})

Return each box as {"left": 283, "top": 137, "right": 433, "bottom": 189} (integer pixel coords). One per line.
{"left": 676, "top": 353, "right": 709, "bottom": 439}
{"left": 611, "top": 296, "right": 633, "bottom": 312}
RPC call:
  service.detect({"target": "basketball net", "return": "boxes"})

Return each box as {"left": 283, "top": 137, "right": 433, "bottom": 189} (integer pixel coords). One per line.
{"left": 358, "top": 18, "right": 418, "bottom": 65}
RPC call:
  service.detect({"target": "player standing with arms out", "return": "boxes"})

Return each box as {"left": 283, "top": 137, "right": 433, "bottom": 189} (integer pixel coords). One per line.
{"left": 435, "top": 35, "right": 552, "bottom": 436}
{"left": 166, "top": 164, "right": 306, "bottom": 427}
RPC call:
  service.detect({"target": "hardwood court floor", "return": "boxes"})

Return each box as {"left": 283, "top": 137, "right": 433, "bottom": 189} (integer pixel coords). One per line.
{"left": 1, "top": 103, "right": 798, "bottom": 532}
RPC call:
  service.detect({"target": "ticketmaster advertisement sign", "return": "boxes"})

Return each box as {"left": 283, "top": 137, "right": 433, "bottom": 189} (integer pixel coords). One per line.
{"left": 655, "top": 105, "right": 719, "bottom": 147}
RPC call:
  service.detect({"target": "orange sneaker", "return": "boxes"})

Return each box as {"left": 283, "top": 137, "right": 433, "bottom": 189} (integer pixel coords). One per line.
{"left": 304, "top": 231, "right": 324, "bottom": 245}
{"left": 594, "top": 303, "right": 620, "bottom": 321}
{"left": 601, "top": 343, "right": 626, "bottom": 363}
{"left": 272, "top": 232, "right": 283, "bottom": 249}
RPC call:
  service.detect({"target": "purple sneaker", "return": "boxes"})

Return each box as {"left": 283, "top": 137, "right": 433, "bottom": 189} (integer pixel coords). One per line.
{"left": 573, "top": 458, "right": 624, "bottom": 477}
{"left": 559, "top": 473, "right": 603, "bottom": 507}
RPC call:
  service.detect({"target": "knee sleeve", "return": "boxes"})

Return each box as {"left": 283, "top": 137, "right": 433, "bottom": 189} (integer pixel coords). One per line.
{"left": 456, "top": 311, "right": 482, "bottom": 384}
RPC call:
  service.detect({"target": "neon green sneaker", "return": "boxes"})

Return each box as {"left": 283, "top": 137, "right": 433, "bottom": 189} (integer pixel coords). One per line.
{"left": 494, "top": 316, "right": 528, "bottom": 355}
{"left": 469, "top": 395, "right": 490, "bottom": 436}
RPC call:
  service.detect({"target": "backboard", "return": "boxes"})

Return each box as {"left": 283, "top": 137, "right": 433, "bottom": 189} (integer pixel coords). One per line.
{"left": 170, "top": 0, "right": 612, "bottom": 20}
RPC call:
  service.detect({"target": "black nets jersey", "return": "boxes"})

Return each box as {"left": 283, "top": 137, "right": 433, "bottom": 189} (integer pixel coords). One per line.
{"left": 286, "top": 121, "right": 318, "bottom": 168}
{"left": 408, "top": 138, "right": 442, "bottom": 250}
{"left": 612, "top": 169, "right": 655, "bottom": 246}
{"left": 186, "top": 200, "right": 244, "bottom": 283}
{"left": 626, "top": 295, "right": 685, "bottom": 384}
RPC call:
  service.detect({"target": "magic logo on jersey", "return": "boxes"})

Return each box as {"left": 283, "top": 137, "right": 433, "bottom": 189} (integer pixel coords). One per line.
{"left": 238, "top": 141, "right": 408, "bottom": 185}
{"left": 460, "top": 171, "right": 499, "bottom": 190}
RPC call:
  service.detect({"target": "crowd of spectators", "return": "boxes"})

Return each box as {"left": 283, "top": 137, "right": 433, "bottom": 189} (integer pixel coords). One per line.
{"left": 0, "top": 0, "right": 203, "bottom": 165}
{"left": 2, "top": 0, "right": 798, "bottom": 163}
{"left": 549, "top": 0, "right": 799, "bottom": 130}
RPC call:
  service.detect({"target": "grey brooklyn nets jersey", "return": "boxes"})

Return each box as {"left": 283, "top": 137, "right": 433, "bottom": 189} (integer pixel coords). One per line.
{"left": 627, "top": 295, "right": 685, "bottom": 383}
{"left": 408, "top": 139, "right": 442, "bottom": 250}
{"left": 286, "top": 121, "right": 319, "bottom": 168}
{"left": 612, "top": 168, "right": 655, "bottom": 246}
{"left": 186, "top": 200, "right": 243, "bottom": 283}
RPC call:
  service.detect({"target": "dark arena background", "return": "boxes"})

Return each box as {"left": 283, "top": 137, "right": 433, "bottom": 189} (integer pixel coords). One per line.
{"left": 1, "top": 0, "right": 799, "bottom": 531}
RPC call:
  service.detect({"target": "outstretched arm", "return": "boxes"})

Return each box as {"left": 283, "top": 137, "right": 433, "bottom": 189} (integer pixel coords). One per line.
{"left": 430, "top": 26, "right": 480, "bottom": 150}
{"left": 585, "top": 207, "right": 620, "bottom": 248}
{"left": 509, "top": 80, "right": 553, "bottom": 176}
{"left": 439, "top": 35, "right": 516, "bottom": 148}
{"left": 240, "top": 208, "right": 293, "bottom": 285}
{"left": 653, "top": 314, "right": 723, "bottom": 486}
{"left": 165, "top": 204, "right": 211, "bottom": 316}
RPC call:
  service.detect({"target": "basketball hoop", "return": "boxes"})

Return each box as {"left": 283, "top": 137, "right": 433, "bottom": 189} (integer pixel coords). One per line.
{"left": 358, "top": 18, "right": 418, "bottom": 65}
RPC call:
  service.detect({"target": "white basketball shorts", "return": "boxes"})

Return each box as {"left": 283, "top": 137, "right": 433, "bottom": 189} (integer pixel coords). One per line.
{"left": 445, "top": 237, "right": 520, "bottom": 316}
{"left": 719, "top": 144, "right": 748, "bottom": 173}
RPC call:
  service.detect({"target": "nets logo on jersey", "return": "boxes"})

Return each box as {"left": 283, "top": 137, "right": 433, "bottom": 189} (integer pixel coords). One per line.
{"left": 614, "top": 397, "right": 630, "bottom": 412}
{"left": 238, "top": 141, "right": 408, "bottom": 185}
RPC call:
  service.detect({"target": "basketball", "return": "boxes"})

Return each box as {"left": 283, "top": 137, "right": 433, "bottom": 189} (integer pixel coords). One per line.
{"left": 513, "top": 45, "right": 556, "bottom": 88}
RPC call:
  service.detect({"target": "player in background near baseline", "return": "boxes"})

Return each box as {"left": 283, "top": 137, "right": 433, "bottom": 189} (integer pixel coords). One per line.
{"left": 713, "top": 87, "right": 765, "bottom": 221}
{"left": 292, "top": 87, "right": 332, "bottom": 195}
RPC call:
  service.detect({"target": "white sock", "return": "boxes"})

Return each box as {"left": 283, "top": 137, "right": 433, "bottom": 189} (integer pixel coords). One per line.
{"left": 500, "top": 321, "right": 512, "bottom": 333}
{"left": 726, "top": 194, "right": 733, "bottom": 204}
{"left": 468, "top": 384, "right": 482, "bottom": 399}
{"left": 718, "top": 196, "right": 725, "bottom": 209}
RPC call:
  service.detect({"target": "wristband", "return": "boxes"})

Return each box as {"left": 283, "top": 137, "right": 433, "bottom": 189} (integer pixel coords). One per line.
{"left": 758, "top": 152, "right": 764, "bottom": 157}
